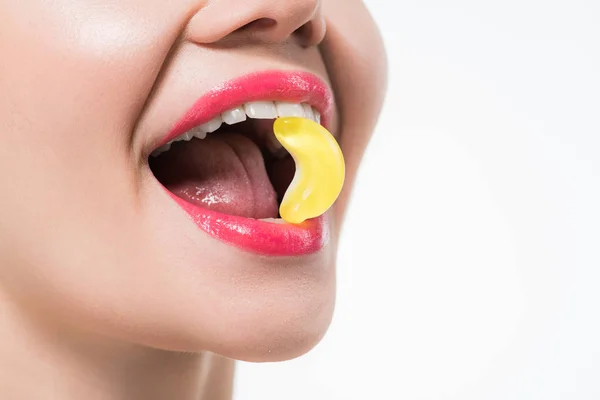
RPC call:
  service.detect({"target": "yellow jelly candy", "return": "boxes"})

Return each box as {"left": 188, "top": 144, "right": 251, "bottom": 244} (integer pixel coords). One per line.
{"left": 273, "top": 117, "right": 345, "bottom": 224}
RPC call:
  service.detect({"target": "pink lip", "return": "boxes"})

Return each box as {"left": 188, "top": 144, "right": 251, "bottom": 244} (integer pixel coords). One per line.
{"left": 160, "top": 71, "right": 334, "bottom": 256}
{"left": 167, "top": 192, "right": 329, "bottom": 256}
{"left": 160, "top": 70, "right": 334, "bottom": 146}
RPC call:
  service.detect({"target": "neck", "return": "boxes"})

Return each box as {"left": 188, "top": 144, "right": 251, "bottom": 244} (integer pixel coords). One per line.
{"left": 0, "top": 296, "right": 234, "bottom": 400}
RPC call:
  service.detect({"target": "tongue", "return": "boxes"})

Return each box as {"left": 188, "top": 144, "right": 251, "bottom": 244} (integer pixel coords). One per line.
{"left": 150, "top": 132, "right": 279, "bottom": 219}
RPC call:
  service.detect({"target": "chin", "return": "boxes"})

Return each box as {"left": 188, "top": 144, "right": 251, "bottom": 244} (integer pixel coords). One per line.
{"left": 86, "top": 240, "right": 339, "bottom": 363}
{"left": 179, "top": 256, "right": 336, "bottom": 362}
{"left": 138, "top": 291, "right": 335, "bottom": 362}
{"left": 210, "top": 291, "right": 336, "bottom": 363}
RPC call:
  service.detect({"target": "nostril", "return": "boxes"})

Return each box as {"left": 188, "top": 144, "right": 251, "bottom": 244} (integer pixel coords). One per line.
{"left": 252, "top": 18, "right": 277, "bottom": 30}
{"left": 235, "top": 18, "right": 276, "bottom": 34}
{"left": 186, "top": 1, "right": 325, "bottom": 46}
{"left": 232, "top": 17, "right": 321, "bottom": 47}
{"left": 293, "top": 23, "right": 311, "bottom": 41}
{"left": 233, "top": 18, "right": 321, "bottom": 47}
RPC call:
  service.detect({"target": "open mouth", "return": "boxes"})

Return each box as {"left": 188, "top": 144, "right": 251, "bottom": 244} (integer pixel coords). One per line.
{"left": 149, "top": 101, "right": 321, "bottom": 221}
{"left": 145, "top": 70, "right": 334, "bottom": 256}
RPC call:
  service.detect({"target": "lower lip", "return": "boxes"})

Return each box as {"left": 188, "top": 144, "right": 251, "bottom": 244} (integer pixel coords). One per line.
{"left": 165, "top": 190, "right": 329, "bottom": 256}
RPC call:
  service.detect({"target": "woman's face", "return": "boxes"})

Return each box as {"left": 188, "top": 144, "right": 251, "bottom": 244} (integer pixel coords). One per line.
{"left": 0, "top": 0, "right": 386, "bottom": 361}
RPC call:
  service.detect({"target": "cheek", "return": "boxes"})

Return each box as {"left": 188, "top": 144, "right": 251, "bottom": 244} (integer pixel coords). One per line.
{"left": 0, "top": 2, "right": 182, "bottom": 155}
{"left": 0, "top": 3, "right": 181, "bottom": 296}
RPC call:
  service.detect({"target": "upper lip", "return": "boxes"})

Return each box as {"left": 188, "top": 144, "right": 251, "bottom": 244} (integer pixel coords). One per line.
{"left": 153, "top": 70, "right": 335, "bottom": 151}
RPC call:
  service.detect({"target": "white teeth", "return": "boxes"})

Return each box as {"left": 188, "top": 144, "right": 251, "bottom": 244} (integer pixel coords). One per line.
{"left": 302, "top": 104, "right": 315, "bottom": 121}
{"left": 199, "top": 116, "right": 222, "bottom": 133}
{"left": 275, "top": 102, "right": 305, "bottom": 118}
{"left": 222, "top": 106, "right": 247, "bottom": 125}
{"left": 153, "top": 101, "right": 323, "bottom": 156}
{"left": 244, "top": 101, "right": 278, "bottom": 119}
{"left": 190, "top": 126, "right": 207, "bottom": 140}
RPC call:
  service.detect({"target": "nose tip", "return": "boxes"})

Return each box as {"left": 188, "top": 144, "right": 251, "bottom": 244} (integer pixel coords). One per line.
{"left": 187, "top": 0, "right": 326, "bottom": 47}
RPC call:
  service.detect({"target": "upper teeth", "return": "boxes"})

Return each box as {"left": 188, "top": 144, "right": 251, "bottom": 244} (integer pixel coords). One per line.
{"left": 152, "top": 101, "right": 321, "bottom": 157}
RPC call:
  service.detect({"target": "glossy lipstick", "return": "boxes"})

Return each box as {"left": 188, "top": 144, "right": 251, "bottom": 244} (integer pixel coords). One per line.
{"left": 160, "top": 71, "right": 334, "bottom": 147}
{"left": 159, "top": 71, "right": 334, "bottom": 256}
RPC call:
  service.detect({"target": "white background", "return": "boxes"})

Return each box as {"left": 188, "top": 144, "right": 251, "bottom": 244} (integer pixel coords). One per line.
{"left": 236, "top": 0, "right": 600, "bottom": 398}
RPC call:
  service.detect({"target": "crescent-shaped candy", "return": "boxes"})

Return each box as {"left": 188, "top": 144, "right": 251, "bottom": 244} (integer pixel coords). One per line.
{"left": 273, "top": 117, "right": 345, "bottom": 224}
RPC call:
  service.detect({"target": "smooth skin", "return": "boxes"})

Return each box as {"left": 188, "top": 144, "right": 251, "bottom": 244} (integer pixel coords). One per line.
{"left": 0, "top": 0, "right": 387, "bottom": 398}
